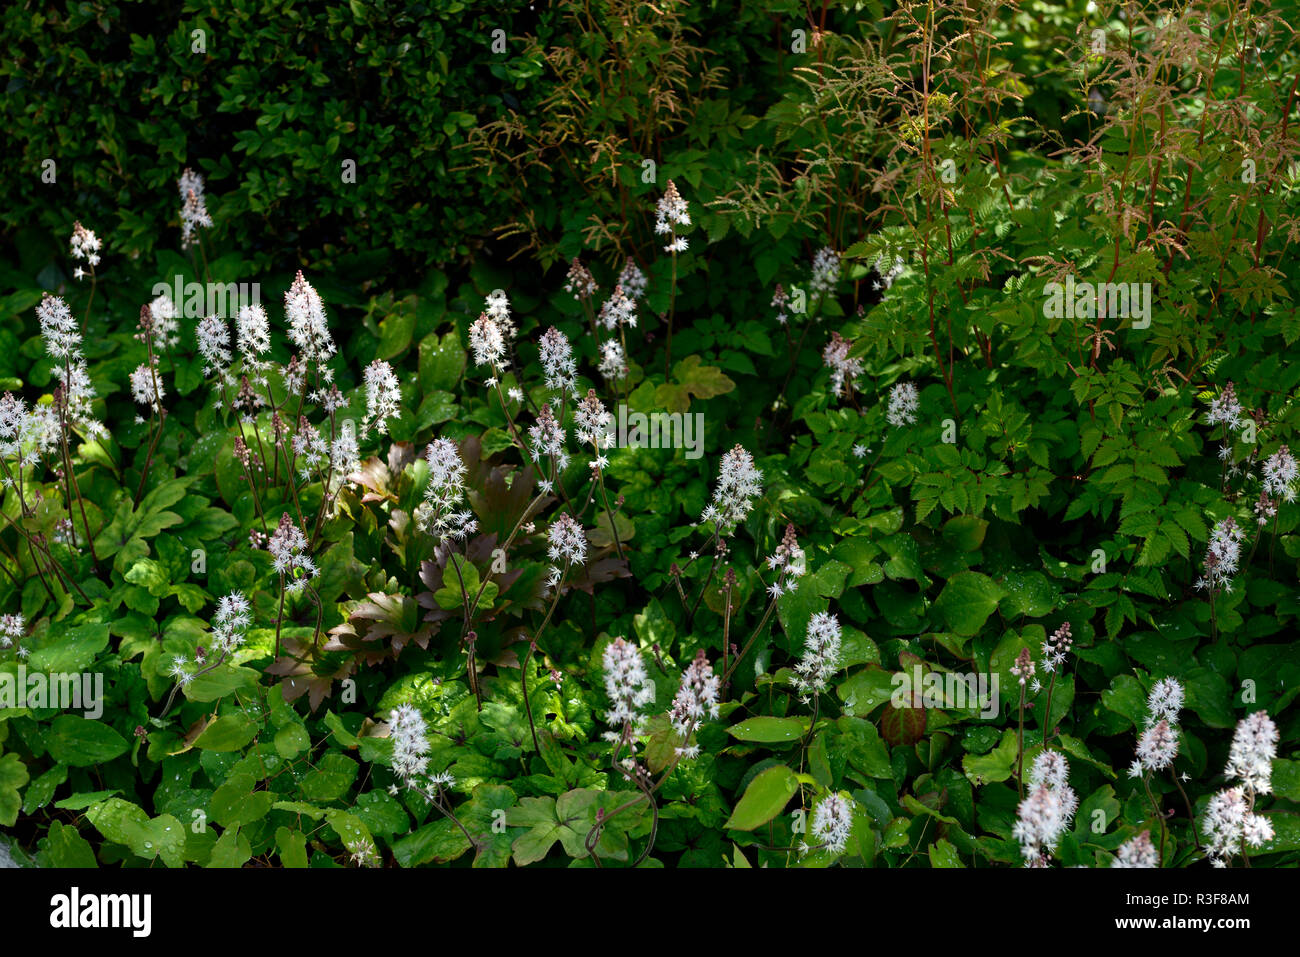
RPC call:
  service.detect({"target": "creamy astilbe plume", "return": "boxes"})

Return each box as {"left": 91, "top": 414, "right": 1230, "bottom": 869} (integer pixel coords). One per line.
{"left": 362, "top": 359, "right": 401, "bottom": 436}
{"left": 178, "top": 168, "right": 213, "bottom": 250}
{"left": 765, "top": 524, "right": 806, "bottom": 598}
{"left": 598, "top": 339, "right": 628, "bottom": 382}
{"left": 598, "top": 285, "right": 637, "bottom": 331}
{"left": 804, "top": 792, "right": 853, "bottom": 855}
{"left": 794, "top": 611, "right": 843, "bottom": 697}
{"left": 284, "top": 271, "right": 336, "bottom": 367}
{"left": 700, "top": 445, "right": 762, "bottom": 536}
{"left": 538, "top": 327, "right": 578, "bottom": 396}
{"left": 545, "top": 512, "right": 586, "bottom": 587}
{"left": 268, "top": 513, "right": 318, "bottom": 596}
{"left": 618, "top": 260, "right": 648, "bottom": 300}
{"left": 886, "top": 381, "right": 919, "bottom": 427}
{"left": 416, "top": 437, "right": 477, "bottom": 542}
{"left": 669, "top": 650, "right": 721, "bottom": 757}
{"left": 822, "top": 331, "right": 862, "bottom": 399}
{"left": 601, "top": 638, "right": 655, "bottom": 744}
{"left": 1112, "top": 830, "right": 1160, "bottom": 868}
{"left": 1013, "top": 751, "right": 1077, "bottom": 866}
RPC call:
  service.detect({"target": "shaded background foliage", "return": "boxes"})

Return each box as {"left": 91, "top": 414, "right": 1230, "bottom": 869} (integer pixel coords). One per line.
{"left": 0, "top": 0, "right": 1298, "bottom": 869}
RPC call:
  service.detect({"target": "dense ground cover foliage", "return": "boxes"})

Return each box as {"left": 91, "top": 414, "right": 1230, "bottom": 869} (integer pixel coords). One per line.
{"left": 0, "top": 0, "right": 1298, "bottom": 869}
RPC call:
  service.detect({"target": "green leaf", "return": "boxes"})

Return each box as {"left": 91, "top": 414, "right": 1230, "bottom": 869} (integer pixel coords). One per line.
{"left": 934, "top": 572, "right": 1006, "bottom": 635}
{"left": 121, "top": 814, "right": 186, "bottom": 867}
{"left": 392, "top": 817, "right": 473, "bottom": 867}
{"left": 0, "top": 752, "right": 29, "bottom": 826}
{"left": 654, "top": 355, "right": 737, "bottom": 413}
{"left": 419, "top": 330, "right": 466, "bottom": 390}
{"left": 209, "top": 826, "right": 252, "bottom": 868}
{"left": 22, "top": 762, "right": 67, "bottom": 814}
{"left": 46, "top": 716, "right": 130, "bottom": 767}
{"left": 298, "top": 753, "right": 359, "bottom": 802}
{"left": 376, "top": 302, "right": 416, "bottom": 360}
{"left": 54, "top": 789, "right": 121, "bottom": 811}
{"left": 276, "top": 827, "right": 309, "bottom": 868}
{"left": 1272, "top": 759, "right": 1300, "bottom": 801}
{"left": 26, "top": 623, "right": 110, "bottom": 673}
{"left": 834, "top": 717, "right": 893, "bottom": 779}
{"left": 929, "top": 838, "right": 965, "bottom": 867}
{"left": 193, "top": 713, "right": 259, "bottom": 752}
{"left": 36, "top": 820, "right": 98, "bottom": 868}
{"left": 184, "top": 665, "right": 262, "bottom": 703}
{"left": 211, "top": 775, "right": 274, "bottom": 827}
{"left": 726, "top": 716, "right": 809, "bottom": 743}
{"left": 274, "top": 724, "right": 310, "bottom": 759}
{"left": 724, "top": 765, "right": 799, "bottom": 831}
{"left": 86, "top": 797, "right": 150, "bottom": 845}
{"left": 962, "top": 729, "right": 1019, "bottom": 785}
{"left": 941, "top": 515, "right": 988, "bottom": 552}
{"left": 505, "top": 796, "right": 566, "bottom": 866}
